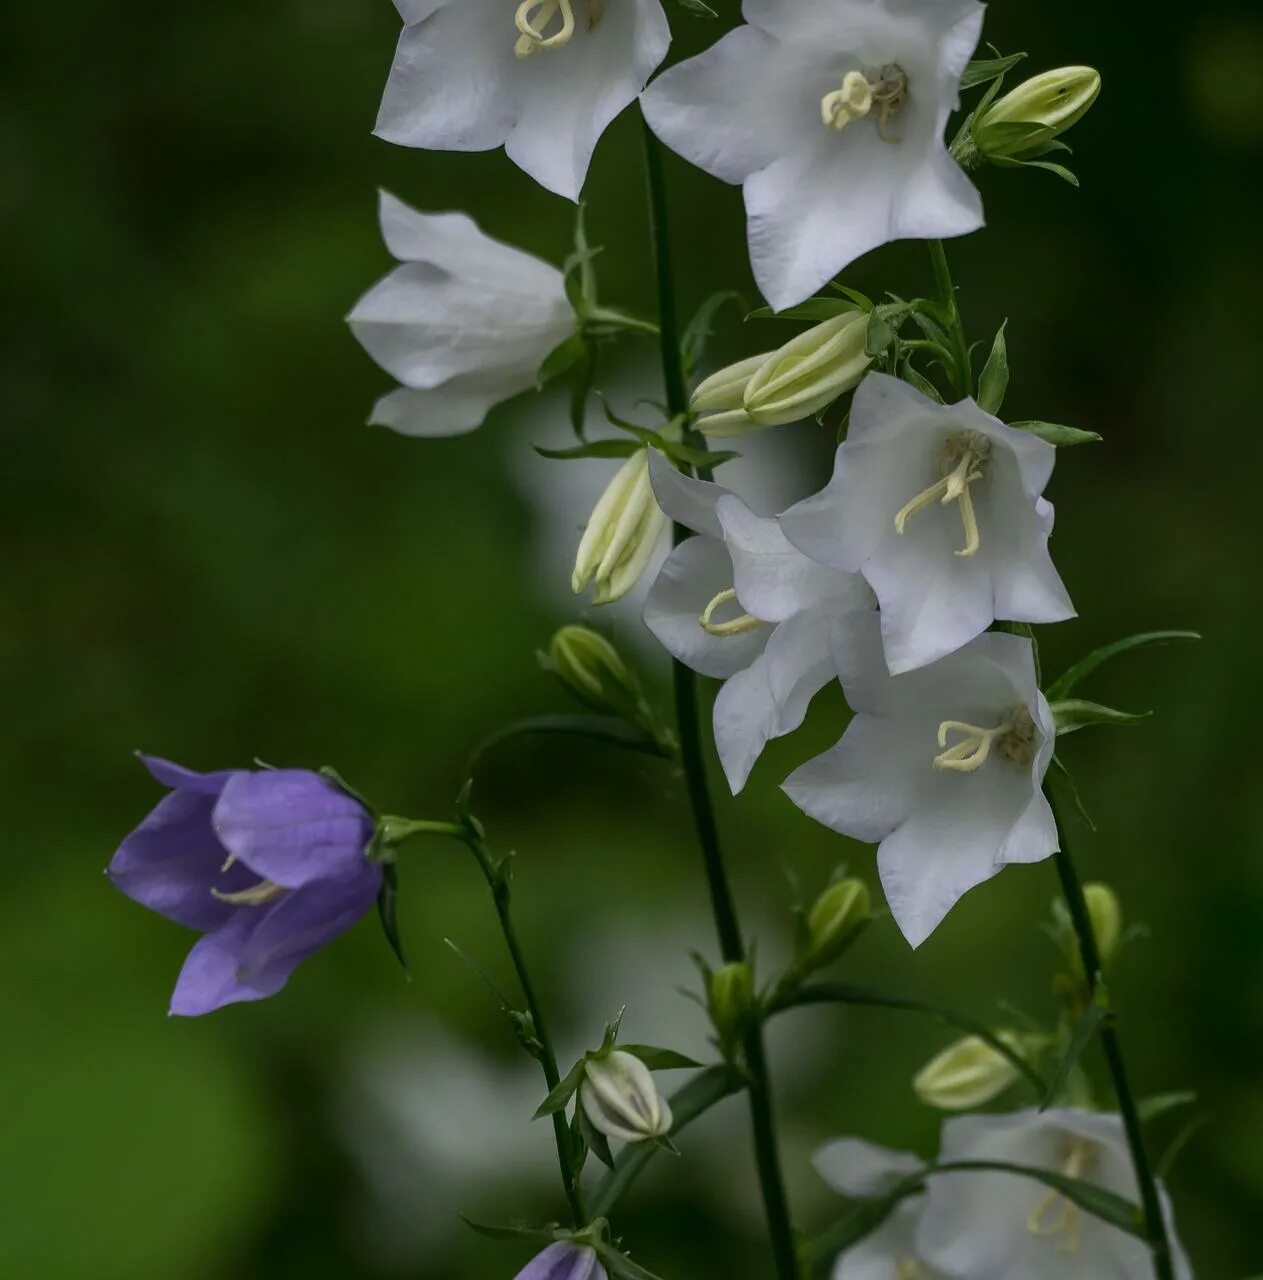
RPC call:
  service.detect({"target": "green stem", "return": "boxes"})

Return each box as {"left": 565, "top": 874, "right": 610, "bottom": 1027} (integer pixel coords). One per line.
{"left": 1047, "top": 788, "right": 1176, "bottom": 1280}
{"left": 641, "top": 111, "right": 800, "bottom": 1280}
{"left": 927, "top": 239, "right": 973, "bottom": 397}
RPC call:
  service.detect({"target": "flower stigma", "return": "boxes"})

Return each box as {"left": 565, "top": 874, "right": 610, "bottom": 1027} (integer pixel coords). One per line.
{"left": 1026, "top": 1139, "right": 1097, "bottom": 1253}
{"left": 514, "top": 0, "right": 604, "bottom": 58}
{"left": 699, "top": 588, "right": 765, "bottom": 638}
{"left": 821, "top": 65, "right": 908, "bottom": 140}
{"left": 933, "top": 706, "right": 1037, "bottom": 773}
{"left": 894, "top": 431, "right": 991, "bottom": 557}
{"left": 211, "top": 878, "right": 287, "bottom": 907}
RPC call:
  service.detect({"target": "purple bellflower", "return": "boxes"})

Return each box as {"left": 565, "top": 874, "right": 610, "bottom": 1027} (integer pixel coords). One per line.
{"left": 515, "top": 1243, "right": 607, "bottom": 1280}
{"left": 108, "top": 756, "right": 381, "bottom": 1016}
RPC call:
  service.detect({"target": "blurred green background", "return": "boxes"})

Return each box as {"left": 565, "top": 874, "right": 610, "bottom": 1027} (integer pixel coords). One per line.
{"left": 5, "top": 0, "right": 1262, "bottom": 1275}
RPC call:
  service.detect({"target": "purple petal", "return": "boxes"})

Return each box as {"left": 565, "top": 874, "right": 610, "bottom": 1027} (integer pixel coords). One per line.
{"left": 139, "top": 754, "right": 238, "bottom": 796}
{"left": 108, "top": 789, "right": 258, "bottom": 931}
{"left": 169, "top": 865, "right": 381, "bottom": 1016}
{"left": 211, "top": 770, "right": 375, "bottom": 889}
{"left": 515, "top": 1243, "right": 606, "bottom": 1280}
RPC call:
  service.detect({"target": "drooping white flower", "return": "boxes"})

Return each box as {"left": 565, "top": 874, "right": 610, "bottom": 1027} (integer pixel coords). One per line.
{"left": 920, "top": 1109, "right": 1193, "bottom": 1279}
{"left": 347, "top": 191, "right": 574, "bottom": 437}
{"left": 781, "top": 374, "right": 1074, "bottom": 675}
{"left": 376, "top": 0, "right": 671, "bottom": 202}
{"left": 813, "top": 1137, "right": 943, "bottom": 1280}
{"left": 784, "top": 613, "right": 1058, "bottom": 947}
{"left": 640, "top": 0, "right": 986, "bottom": 311}
{"left": 643, "top": 450, "right": 874, "bottom": 793}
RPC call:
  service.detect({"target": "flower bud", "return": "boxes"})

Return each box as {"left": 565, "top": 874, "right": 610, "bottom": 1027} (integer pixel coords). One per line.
{"left": 976, "top": 67, "right": 1102, "bottom": 159}
{"left": 742, "top": 312, "right": 872, "bottom": 428}
{"left": 708, "top": 961, "right": 755, "bottom": 1046}
{"left": 803, "top": 878, "right": 871, "bottom": 971}
{"left": 572, "top": 450, "right": 668, "bottom": 605}
{"left": 690, "top": 352, "right": 769, "bottom": 438}
{"left": 580, "top": 1049, "right": 674, "bottom": 1144}
{"left": 913, "top": 1032, "right": 1025, "bottom": 1111}
{"left": 1083, "top": 882, "right": 1122, "bottom": 968}
{"left": 547, "top": 625, "right": 644, "bottom": 720}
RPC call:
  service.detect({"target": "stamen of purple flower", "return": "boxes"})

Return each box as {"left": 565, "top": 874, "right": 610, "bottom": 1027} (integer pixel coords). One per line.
{"left": 211, "top": 879, "right": 287, "bottom": 907}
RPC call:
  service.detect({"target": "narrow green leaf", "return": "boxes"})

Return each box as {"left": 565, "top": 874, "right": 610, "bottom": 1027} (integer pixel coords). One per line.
{"left": 1046, "top": 631, "right": 1201, "bottom": 702}
{"left": 618, "top": 1045, "right": 703, "bottom": 1071}
{"left": 470, "top": 715, "right": 675, "bottom": 773}
{"left": 534, "top": 439, "right": 641, "bottom": 462}
{"left": 1052, "top": 699, "right": 1152, "bottom": 736}
{"left": 1011, "top": 420, "right": 1102, "bottom": 447}
{"left": 960, "top": 50, "right": 1028, "bottom": 90}
{"left": 375, "top": 862, "right": 409, "bottom": 976}
{"left": 830, "top": 284, "right": 875, "bottom": 311}
{"left": 748, "top": 297, "right": 860, "bottom": 323}
{"left": 682, "top": 290, "right": 744, "bottom": 376}
{"left": 1040, "top": 998, "right": 1106, "bottom": 1110}
{"left": 900, "top": 362, "right": 943, "bottom": 403}
{"left": 458, "top": 1215, "right": 559, "bottom": 1243}
{"left": 977, "top": 320, "right": 1009, "bottom": 415}
{"left": 534, "top": 1057, "right": 590, "bottom": 1120}
{"left": 1138, "top": 1091, "right": 1198, "bottom": 1124}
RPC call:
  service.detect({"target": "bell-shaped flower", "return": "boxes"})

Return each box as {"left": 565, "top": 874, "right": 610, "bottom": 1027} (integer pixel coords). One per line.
{"left": 347, "top": 191, "right": 575, "bottom": 438}
{"left": 515, "top": 1243, "right": 607, "bottom": 1280}
{"left": 692, "top": 312, "right": 873, "bottom": 437}
{"left": 641, "top": 0, "right": 986, "bottom": 311}
{"left": 643, "top": 450, "right": 874, "bottom": 793}
{"left": 572, "top": 449, "right": 669, "bottom": 604}
{"left": 781, "top": 374, "right": 1074, "bottom": 675}
{"left": 784, "top": 614, "right": 1057, "bottom": 947}
{"left": 920, "top": 1108, "right": 1192, "bottom": 1279}
{"left": 813, "top": 1137, "right": 943, "bottom": 1280}
{"left": 580, "top": 1050, "right": 674, "bottom": 1144}
{"left": 375, "top": 0, "right": 671, "bottom": 202}
{"left": 107, "top": 757, "right": 381, "bottom": 1016}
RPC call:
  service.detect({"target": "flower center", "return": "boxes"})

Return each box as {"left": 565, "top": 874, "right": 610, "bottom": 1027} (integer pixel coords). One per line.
{"left": 894, "top": 431, "right": 991, "bottom": 558}
{"left": 699, "top": 588, "right": 765, "bottom": 637}
{"left": 821, "top": 65, "right": 908, "bottom": 140}
{"left": 933, "top": 705, "right": 1037, "bottom": 773}
{"left": 514, "top": 0, "right": 604, "bottom": 58}
{"left": 1026, "top": 1139, "right": 1097, "bottom": 1254}
{"left": 211, "top": 853, "right": 287, "bottom": 907}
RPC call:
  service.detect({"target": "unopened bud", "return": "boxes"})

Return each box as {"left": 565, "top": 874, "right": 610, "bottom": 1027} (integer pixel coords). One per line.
{"left": 580, "top": 1050, "right": 674, "bottom": 1144}
{"left": 743, "top": 312, "right": 872, "bottom": 428}
{"left": 572, "top": 450, "right": 668, "bottom": 605}
{"left": 1083, "top": 882, "right": 1122, "bottom": 968}
{"left": 913, "top": 1032, "right": 1025, "bottom": 1111}
{"left": 708, "top": 961, "right": 755, "bottom": 1045}
{"left": 976, "top": 66, "right": 1102, "bottom": 159}
{"left": 804, "top": 878, "right": 871, "bottom": 971}
{"left": 690, "top": 353, "right": 767, "bottom": 438}
{"left": 547, "top": 625, "right": 643, "bottom": 718}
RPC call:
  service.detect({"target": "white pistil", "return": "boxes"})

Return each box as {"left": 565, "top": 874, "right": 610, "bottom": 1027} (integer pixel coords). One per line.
{"left": 1026, "top": 1140, "right": 1095, "bottom": 1254}
{"left": 699, "top": 588, "right": 764, "bottom": 638}
{"left": 515, "top": 0, "right": 603, "bottom": 58}
{"left": 821, "top": 65, "right": 908, "bottom": 139}
{"left": 211, "top": 879, "right": 287, "bottom": 907}
{"left": 894, "top": 431, "right": 990, "bottom": 558}
{"left": 933, "top": 706, "right": 1036, "bottom": 774}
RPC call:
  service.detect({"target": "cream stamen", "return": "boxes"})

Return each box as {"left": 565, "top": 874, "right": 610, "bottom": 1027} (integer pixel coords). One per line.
{"left": 699, "top": 588, "right": 765, "bottom": 637}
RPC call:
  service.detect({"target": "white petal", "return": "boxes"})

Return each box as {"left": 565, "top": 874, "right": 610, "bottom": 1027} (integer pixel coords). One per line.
{"left": 646, "top": 448, "right": 731, "bottom": 538}
{"left": 367, "top": 371, "right": 529, "bottom": 437}
{"left": 835, "top": 1203, "right": 939, "bottom": 1280}
{"left": 643, "top": 537, "right": 770, "bottom": 679}
{"left": 992, "top": 494, "right": 1076, "bottom": 624}
{"left": 507, "top": 0, "right": 670, "bottom": 200}
{"left": 813, "top": 1136, "right": 924, "bottom": 1198}
{"left": 376, "top": 0, "right": 522, "bottom": 152}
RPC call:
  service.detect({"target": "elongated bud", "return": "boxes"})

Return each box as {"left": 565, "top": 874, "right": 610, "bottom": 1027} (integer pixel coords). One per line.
{"left": 572, "top": 450, "right": 668, "bottom": 604}
{"left": 580, "top": 1050, "right": 674, "bottom": 1144}
{"left": 804, "top": 878, "right": 871, "bottom": 972}
{"left": 913, "top": 1032, "right": 1026, "bottom": 1110}
{"left": 976, "top": 67, "right": 1102, "bottom": 159}
{"left": 742, "top": 312, "right": 872, "bottom": 428}
{"left": 708, "top": 961, "right": 755, "bottom": 1048}
{"left": 690, "top": 352, "right": 769, "bottom": 438}
{"left": 1083, "top": 882, "right": 1122, "bottom": 968}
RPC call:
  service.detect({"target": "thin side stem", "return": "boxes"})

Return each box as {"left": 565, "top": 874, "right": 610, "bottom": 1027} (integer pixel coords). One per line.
{"left": 1048, "top": 789, "right": 1176, "bottom": 1280}
{"left": 927, "top": 239, "right": 974, "bottom": 398}
{"left": 642, "top": 111, "right": 799, "bottom": 1280}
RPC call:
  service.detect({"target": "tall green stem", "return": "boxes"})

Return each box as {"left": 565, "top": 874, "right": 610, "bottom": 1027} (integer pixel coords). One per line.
{"left": 927, "top": 239, "right": 974, "bottom": 397}
{"left": 1048, "top": 790, "right": 1176, "bottom": 1280}
{"left": 641, "top": 114, "right": 800, "bottom": 1280}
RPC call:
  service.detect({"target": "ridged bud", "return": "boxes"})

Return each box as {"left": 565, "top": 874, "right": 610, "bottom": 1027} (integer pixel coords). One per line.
{"left": 546, "top": 625, "right": 643, "bottom": 719}
{"left": 976, "top": 67, "right": 1102, "bottom": 159}
{"left": 743, "top": 312, "right": 872, "bottom": 428}
{"left": 690, "top": 352, "right": 768, "bottom": 437}
{"left": 580, "top": 1050, "right": 674, "bottom": 1144}
{"left": 572, "top": 450, "right": 668, "bottom": 604}
{"left": 1083, "top": 882, "right": 1122, "bottom": 968}
{"left": 913, "top": 1032, "right": 1025, "bottom": 1111}
{"left": 708, "top": 961, "right": 755, "bottom": 1046}
{"left": 804, "top": 878, "right": 871, "bottom": 972}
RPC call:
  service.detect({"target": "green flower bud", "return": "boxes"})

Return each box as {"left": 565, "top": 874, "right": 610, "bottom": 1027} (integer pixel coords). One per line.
{"left": 572, "top": 449, "right": 668, "bottom": 605}
{"left": 913, "top": 1032, "right": 1026, "bottom": 1111}
{"left": 708, "top": 961, "right": 755, "bottom": 1047}
{"left": 743, "top": 312, "right": 873, "bottom": 429}
{"left": 803, "top": 878, "right": 871, "bottom": 971}
{"left": 690, "top": 352, "right": 769, "bottom": 437}
{"left": 546, "top": 625, "right": 643, "bottom": 720}
{"left": 976, "top": 66, "right": 1102, "bottom": 159}
{"left": 1083, "top": 882, "right": 1122, "bottom": 968}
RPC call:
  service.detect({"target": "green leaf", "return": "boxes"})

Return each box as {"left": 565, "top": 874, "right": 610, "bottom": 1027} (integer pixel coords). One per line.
{"left": 534, "top": 439, "right": 642, "bottom": 462}
{"left": 1138, "top": 1091, "right": 1197, "bottom": 1124}
{"left": 375, "top": 862, "right": 409, "bottom": 975}
{"left": 1011, "top": 420, "right": 1102, "bottom": 447}
{"left": 618, "top": 1045, "right": 703, "bottom": 1071}
{"left": 458, "top": 1216, "right": 559, "bottom": 1243}
{"left": 830, "top": 284, "right": 875, "bottom": 311}
{"left": 1051, "top": 699, "right": 1152, "bottom": 736}
{"left": 470, "top": 715, "right": 675, "bottom": 773}
{"left": 990, "top": 154, "right": 1081, "bottom": 185}
{"left": 865, "top": 310, "right": 896, "bottom": 357}
{"left": 662, "top": 441, "right": 741, "bottom": 470}
{"left": 534, "top": 1057, "right": 590, "bottom": 1120}
{"left": 960, "top": 50, "right": 1027, "bottom": 90}
{"left": 1040, "top": 997, "right": 1106, "bottom": 1110}
{"left": 600, "top": 1007, "right": 627, "bottom": 1053}
{"left": 900, "top": 362, "right": 944, "bottom": 404}
{"left": 1046, "top": 631, "right": 1201, "bottom": 702}
{"left": 682, "top": 290, "right": 744, "bottom": 376}
{"left": 976, "top": 320, "right": 1009, "bottom": 415}
{"left": 747, "top": 297, "right": 860, "bottom": 323}
{"left": 537, "top": 332, "right": 587, "bottom": 389}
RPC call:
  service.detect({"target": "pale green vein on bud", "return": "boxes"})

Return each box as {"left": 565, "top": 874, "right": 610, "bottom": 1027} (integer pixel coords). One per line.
{"left": 743, "top": 311, "right": 873, "bottom": 427}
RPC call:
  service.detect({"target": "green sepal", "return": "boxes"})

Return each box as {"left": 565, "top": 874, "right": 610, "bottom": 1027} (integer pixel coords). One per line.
{"left": 375, "top": 861, "right": 409, "bottom": 976}
{"left": 1138, "top": 1091, "right": 1197, "bottom": 1124}
{"left": 1051, "top": 699, "right": 1152, "bottom": 735}
{"left": 1046, "top": 630, "right": 1201, "bottom": 702}
{"left": 747, "top": 297, "right": 861, "bottom": 323}
{"left": 977, "top": 320, "right": 1009, "bottom": 415}
{"left": 865, "top": 310, "right": 896, "bottom": 357}
{"left": 538, "top": 332, "right": 588, "bottom": 390}
{"left": 600, "top": 1006, "right": 627, "bottom": 1054}
{"left": 534, "top": 1056, "right": 591, "bottom": 1120}
{"left": 988, "top": 153, "right": 1081, "bottom": 186}
{"left": 900, "top": 360, "right": 944, "bottom": 404}
{"left": 535, "top": 439, "right": 642, "bottom": 462}
{"left": 618, "top": 1045, "right": 703, "bottom": 1071}
{"left": 1011, "top": 420, "right": 1102, "bottom": 447}
{"left": 458, "top": 1216, "right": 560, "bottom": 1243}
{"left": 960, "top": 50, "right": 1027, "bottom": 90}
{"left": 682, "top": 290, "right": 744, "bottom": 377}
{"left": 830, "top": 284, "right": 875, "bottom": 311}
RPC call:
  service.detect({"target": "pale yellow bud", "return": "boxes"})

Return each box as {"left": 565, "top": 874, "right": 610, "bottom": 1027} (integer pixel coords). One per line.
{"left": 913, "top": 1032, "right": 1025, "bottom": 1111}
{"left": 690, "top": 352, "right": 769, "bottom": 438}
{"left": 743, "top": 312, "right": 872, "bottom": 428}
{"left": 547, "top": 625, "right": 642, "bottom": 718}
{"left": 976, "top": 67, "right": 1102, "bottom": 158}
{"left": 571, "top": 450, "right": 668, "bottom": 605}
{"left": 580, "top": 1050, "right": 674, "bottom": 1144}
{"left": 804, "top": 878, "right": 871, "bottom": 971}
{"left": 708, "top": 961, "right": 755, "bottom": 1046}
{"left": 1083, "top": 882, "right": 1122, "bottom": 967}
